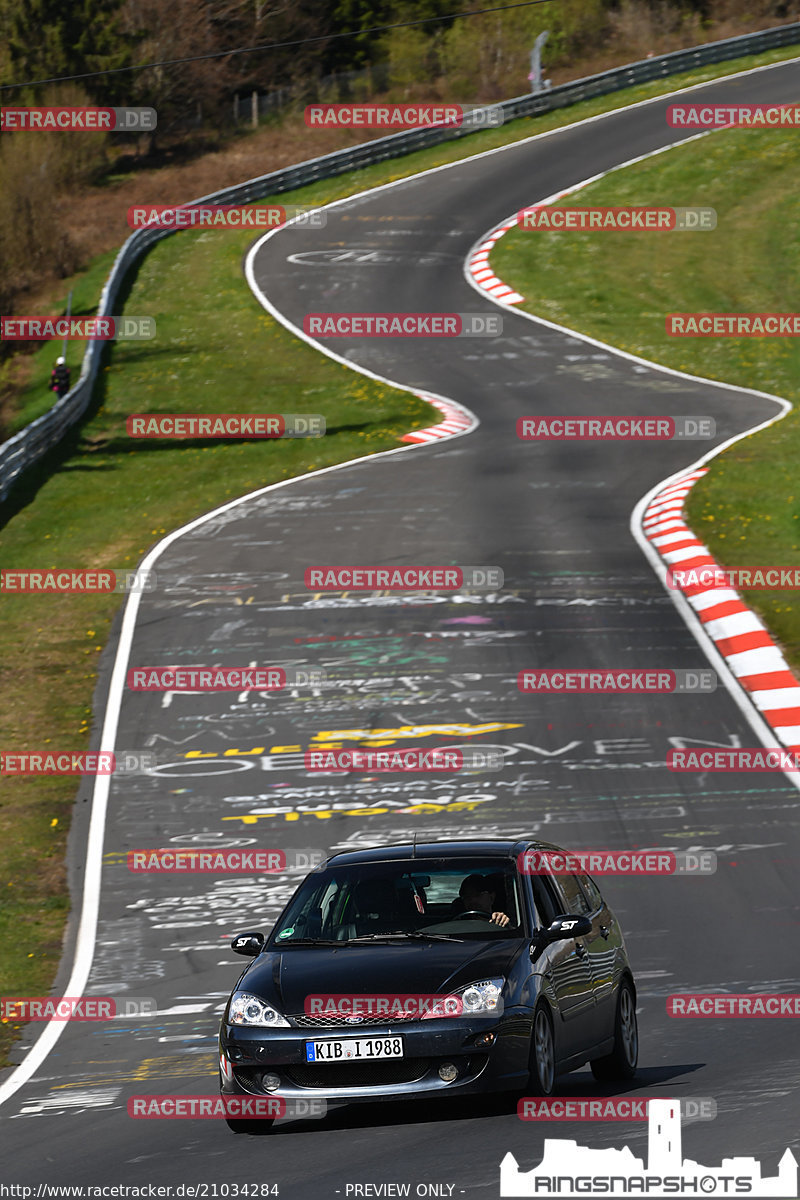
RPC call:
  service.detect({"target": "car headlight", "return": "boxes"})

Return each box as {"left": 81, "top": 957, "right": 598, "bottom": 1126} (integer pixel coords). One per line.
{"left": 228, "top": 992, "right": 290, "bottom": 1027}
{"left": 423, "top": 977, "right": 505, "bottom": 1019}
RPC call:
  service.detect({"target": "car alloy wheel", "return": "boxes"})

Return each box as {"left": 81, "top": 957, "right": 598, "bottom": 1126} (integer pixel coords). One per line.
{"left": 529, "top": 1004, "right": 556, "bottom": 1096}
{"left": 590, "top": 978, "right": 638, "bottom": 1082}
{"left": 619, "top": 982, "right": 638, "bottom": 1068}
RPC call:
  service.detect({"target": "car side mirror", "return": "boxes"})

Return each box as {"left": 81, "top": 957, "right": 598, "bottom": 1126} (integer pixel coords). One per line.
{"left": 545, "top": 915, "right": 592, "bottom": 941}
{"left": 530, "top": 914, "right": 592, "bottom": 956}
{"left": 231, "top": 931, "right": 265, "bottom": 957}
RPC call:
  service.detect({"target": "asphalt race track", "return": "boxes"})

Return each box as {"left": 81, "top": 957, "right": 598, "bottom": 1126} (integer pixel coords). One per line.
{"left": 2, "top": 59, "right": 799, "bottom": 1196}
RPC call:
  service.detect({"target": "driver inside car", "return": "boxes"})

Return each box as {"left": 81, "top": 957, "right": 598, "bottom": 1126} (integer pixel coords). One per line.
{"left": 454, "top": 873, "right": 510, "bottom": 927}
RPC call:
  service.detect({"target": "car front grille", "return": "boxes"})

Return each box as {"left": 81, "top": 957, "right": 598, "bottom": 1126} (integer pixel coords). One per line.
{"left": 291, "top": 1013, "right": 417, "bottom": 1027}
{"left": 286, "top": 1058, "right": 431, "bottom": 1088}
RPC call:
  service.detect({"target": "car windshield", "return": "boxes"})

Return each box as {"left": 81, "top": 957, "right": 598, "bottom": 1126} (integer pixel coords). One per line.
{"left": 270, "top": 859, "right": 525, "bottom": 945}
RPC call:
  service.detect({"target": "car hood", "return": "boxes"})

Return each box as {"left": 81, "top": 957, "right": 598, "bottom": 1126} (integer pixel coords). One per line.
{"left": 236, "top": 940, "right": 523, "bottom": 1014}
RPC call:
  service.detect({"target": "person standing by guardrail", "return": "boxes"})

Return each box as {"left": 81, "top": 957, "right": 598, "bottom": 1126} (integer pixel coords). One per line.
{"left": 50, "top": 356, "right": 71, "bottom": 398}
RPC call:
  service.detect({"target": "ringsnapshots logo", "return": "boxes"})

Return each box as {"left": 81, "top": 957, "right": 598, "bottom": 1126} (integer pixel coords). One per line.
{"left": 517, "top": 416, "right": 715, "bottom": 440}
{"left": 667, "top": 565, "right": 800, "bottom": 590}
{"left": 667, "top": 313, "right": 800, "bottom": 336}
{"left": 303, "top": 313, "right": 502, "bottom": 337}
{"left": 1, "top": 316, "right": 155, "bottom": 341}
{"left": 517, "top": 849, "right": 717, "bottom": 876}
{"left": 128, "top": 204, "right": 326, "bottom": 229}
{"left": 500, "top": 1098, "right": 798, "bottom": 1197}
{"left": 0, "top": 106, "right": 156, "bottom": 131}
{"left": 127, "top": 1096, "right": 326, "bottom": 1120}
{"left": 0, "top": 996, "right": 156, "bottom": 1020}
{"left": 517, "top": 206, "right": 716, "bottom": 231}
{"left": 127, "top": 665, "right": 326, "bottom": 691}
{"left": 126, "top": 414, "right": 324, "bottom": 438}
{"left": 305, "top": 747, "right": 503, "bottom": 772}
{"left": 1, "top": 568, "right": 155, "bottom": 594}
{"left": 518, "top": 669, "right": 716, "bottom": 694}
{"left": 668, "top": 748, "right": 800, "bottom": 772}
{"left": 304, "top": 565, "right": 503, "bottom": 590}
{"left": 667, "top": 103, "right": 800, "bottom": 127}
{"left": 304, "top": 103, "right": 504, "bottom": 128}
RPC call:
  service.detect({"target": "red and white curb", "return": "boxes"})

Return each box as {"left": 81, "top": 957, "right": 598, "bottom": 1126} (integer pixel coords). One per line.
{"left": 400, "top": 391, "right": 475, "bottom": 443}
{"left": 467, "top": 218, "right": 525, "bottom": 304}
{"left": 643, "top": 470, "right": 800, "bottom": 756}
{"left": 466, "top": 136, "right": 707, "bottom": 309}
{"left": 466, "top": 182, "right": 596, "bottom": 305}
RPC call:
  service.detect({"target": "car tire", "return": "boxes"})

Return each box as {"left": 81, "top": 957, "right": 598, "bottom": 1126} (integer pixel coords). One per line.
{"left": 590, "top": 977, "right": 638, "bottom": 1082}
{"left": 527, "top": 1003, "right": 556, "bottom": 1096}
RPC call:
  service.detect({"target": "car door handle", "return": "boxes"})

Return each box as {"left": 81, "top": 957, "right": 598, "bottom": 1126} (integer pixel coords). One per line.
{"left": 575, "top": 943, "right": 588, "bottom": 959}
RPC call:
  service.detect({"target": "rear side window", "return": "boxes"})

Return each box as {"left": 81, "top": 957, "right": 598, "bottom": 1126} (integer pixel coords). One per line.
{"left": 552, "top": 873, "right": 592, "bottom": 916}
{"left": 579, "top": 873, "right": 604, "bottom": 913}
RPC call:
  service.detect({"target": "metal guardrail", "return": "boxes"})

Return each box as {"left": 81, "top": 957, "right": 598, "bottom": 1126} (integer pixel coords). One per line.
{"left": 2, "top": 20, "right": 799, "bottom": 502}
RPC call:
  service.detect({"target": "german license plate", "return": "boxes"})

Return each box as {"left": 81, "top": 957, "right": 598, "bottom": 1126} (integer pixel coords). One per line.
{"left": 305, "top": 1036, "right": 404, "bottom": 1062}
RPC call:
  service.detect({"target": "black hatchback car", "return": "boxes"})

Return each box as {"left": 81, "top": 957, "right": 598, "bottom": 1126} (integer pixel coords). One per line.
{"left": 219, "top": 839, "right": 638, "bottom": 1130}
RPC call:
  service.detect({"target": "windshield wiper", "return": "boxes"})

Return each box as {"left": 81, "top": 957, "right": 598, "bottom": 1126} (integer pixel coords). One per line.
{"left": 346, "top": 931, "right": 465, "bottom": 943}
{"left": 274, "top": 938, "right": 345, "bottom": 946}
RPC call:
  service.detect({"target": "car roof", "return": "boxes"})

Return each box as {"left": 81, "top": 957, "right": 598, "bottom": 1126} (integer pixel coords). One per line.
{"left": 323, "top": 838, "right": 566, "bottom": 868}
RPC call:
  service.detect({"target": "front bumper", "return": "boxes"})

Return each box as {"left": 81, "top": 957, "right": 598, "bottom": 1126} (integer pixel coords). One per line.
{"left": 219, "top": 1010, "right": 531, "bottom": 1103}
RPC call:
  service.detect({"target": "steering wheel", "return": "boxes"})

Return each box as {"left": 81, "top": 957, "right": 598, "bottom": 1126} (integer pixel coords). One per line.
{"left": 454, "top": 909, "right": 491, "bottom": 921}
